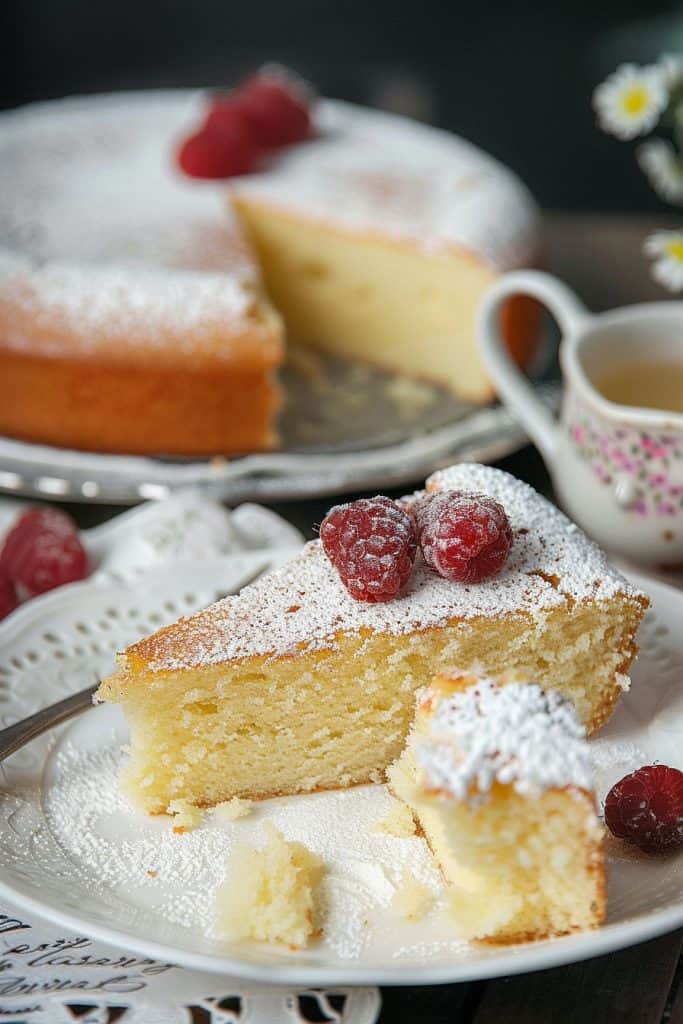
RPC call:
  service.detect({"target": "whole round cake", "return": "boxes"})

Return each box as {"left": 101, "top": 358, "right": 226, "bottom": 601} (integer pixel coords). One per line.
{"left": 0, "top": 86, "right": 539, "bottom": 455}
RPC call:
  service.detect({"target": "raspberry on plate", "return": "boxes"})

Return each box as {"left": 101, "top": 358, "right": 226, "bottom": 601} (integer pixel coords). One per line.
{"left": 0, "top": 507, "right": 89, "bottom": 597}
{"left": 176, "top": 125, "right": 258, "bottom": 179}
{"left": 320, "top": 496, "right": 417, "bottom": 603}
{"left": 237, "top": 70, "right": 312, "bottom": 148}
{"left": 415, "top": 491, "right": 513, "bottom": 584}
{"left": 604, "top": 764, "right": 683, "bottom": 853}
{"left": 0, "top": 571, "right": 18, "bottom": 621}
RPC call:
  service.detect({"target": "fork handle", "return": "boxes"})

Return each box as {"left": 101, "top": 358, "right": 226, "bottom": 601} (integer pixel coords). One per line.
{"left": 0, "top": 683, "right": 99, "bottom": 761}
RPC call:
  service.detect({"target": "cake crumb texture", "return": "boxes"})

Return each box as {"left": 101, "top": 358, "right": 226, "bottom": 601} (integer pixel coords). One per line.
{"left": 214, "top": 822, "right": 323, "bottom": 948}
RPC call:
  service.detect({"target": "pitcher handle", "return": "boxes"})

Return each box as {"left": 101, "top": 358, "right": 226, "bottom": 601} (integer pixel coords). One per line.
{"left": 477, "top": 270, "right": 590, "bottom": 468}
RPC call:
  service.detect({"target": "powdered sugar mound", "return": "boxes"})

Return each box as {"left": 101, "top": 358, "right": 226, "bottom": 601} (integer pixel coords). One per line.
{"left": 415, "top": 678, "right": 594, "bottom": 801}
{"left": 233, "top": 100, "right": 539, "bottom": 269}
{"left": 44, "top": 738, "right": 444, "bottom": 960}
{"left": 128, "top": 464, "right": 644, "bottom": 673}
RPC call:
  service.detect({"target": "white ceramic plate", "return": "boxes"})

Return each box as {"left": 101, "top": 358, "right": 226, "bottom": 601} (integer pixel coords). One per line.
{"left": 0, "top": 562, "right": 681, "bottom": 986}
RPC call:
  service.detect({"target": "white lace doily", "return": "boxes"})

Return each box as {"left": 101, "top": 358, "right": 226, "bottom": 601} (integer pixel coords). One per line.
{"left": 0, "top": 492, "right": 380, "bottom": 1023}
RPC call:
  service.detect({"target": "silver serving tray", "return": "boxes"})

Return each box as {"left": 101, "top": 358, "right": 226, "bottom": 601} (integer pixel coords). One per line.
{"left": 0, "top": 351, "right": 558, "bottom": 504}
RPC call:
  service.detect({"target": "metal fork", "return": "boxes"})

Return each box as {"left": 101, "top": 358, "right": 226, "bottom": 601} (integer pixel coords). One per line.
{"left": 0, "top": 561, "right": 270, "bottom": 763}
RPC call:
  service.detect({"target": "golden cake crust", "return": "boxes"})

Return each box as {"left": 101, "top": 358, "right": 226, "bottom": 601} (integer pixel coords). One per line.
{"left": 0, "top": 351, "right": 281, "bottom": 455}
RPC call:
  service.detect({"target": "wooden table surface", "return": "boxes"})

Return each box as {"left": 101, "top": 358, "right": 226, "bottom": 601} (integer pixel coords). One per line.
{"left": 62, "top": 213, "right": 683, "bottom": 1022}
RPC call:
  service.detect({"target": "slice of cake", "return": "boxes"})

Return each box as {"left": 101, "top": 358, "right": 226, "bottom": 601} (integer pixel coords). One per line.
{"left": 389, "top": 672, "right": 605, "bottom": 941}
{"left": 98, "top": 464, "right": 647, "bottom": 814}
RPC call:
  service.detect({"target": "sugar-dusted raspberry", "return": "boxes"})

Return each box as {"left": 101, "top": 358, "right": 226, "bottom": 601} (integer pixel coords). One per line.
{"left": 237, "top": 69, "right": 312, "bottom": 148}
{"left": 320, "top": 496, "right": 417, "bottom": 602}
{"left": 176, "top": 125, "right": 258, "bottom": 179}
{"left": 0, "top": 508, "right": 89, "bottom": 597}
{"left": 415, "top": 491, "right": 513, "bottom": 584}
{"left": 0, "top": 571, "right": 18, "bottom": 621}
{"left": 604, "top": 764, "right": 683, "bottom": 853}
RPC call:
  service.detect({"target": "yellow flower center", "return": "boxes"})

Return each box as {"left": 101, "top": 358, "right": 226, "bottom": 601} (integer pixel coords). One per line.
{"left": 621, "top": 86, "right": 649, "bottom": 116}
{"left": 665, "top": 239, "right": 683, "bottom": 263}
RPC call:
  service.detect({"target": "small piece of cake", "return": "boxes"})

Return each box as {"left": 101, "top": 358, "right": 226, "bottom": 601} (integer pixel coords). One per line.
{"left": 213, "top": 797, "right": 253, "bottom": 823}
{"left": 214, "top": 822, "right": 323, "bottom": 949}
{"left": 389, "top": 673, "right": 606, "bottom": 942}
{"left": 98, "top": 464, "right": 647, "bottom": 813}
{"left": 166, "top": 798, "right": 204, "bottom": 832}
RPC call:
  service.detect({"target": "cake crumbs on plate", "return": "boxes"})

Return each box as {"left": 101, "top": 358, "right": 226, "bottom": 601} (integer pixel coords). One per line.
{"left": 214, "top": 796, "right": 253, "bottom": 823}
{"left": 167, "top": 798, "right": 204, "bottom": 831}
{"left": 392, "top": 869, "right": 433, "bottom": 921}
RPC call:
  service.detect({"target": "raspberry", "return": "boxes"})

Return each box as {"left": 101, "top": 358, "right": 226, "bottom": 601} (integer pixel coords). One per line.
{"left": 604, "top": 764, "right": 683, "bottom": 853}
{"left": 176, "top": 125, "right": 258, "bottom": 179}
{"left": 415, "top": 491, "right": 513, "bottom": 584}
{"left": 0, "top": 508, "right": 88, "bottom": 597}
{"left": 0, "top": 571, "right": 18, "bottom": 621}
{"left": 237, "top": 70, "right": 312, "bottom": 148}
{"left": 205, "top": 97, "right": 251, "bottom": 135}
{"left": 320, "top": 496, "right": 417, "bottom": 602}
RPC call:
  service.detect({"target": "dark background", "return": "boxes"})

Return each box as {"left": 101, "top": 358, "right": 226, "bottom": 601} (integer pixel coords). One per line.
{"left": 3, "top": 1, "right": 683, "bottom": 211}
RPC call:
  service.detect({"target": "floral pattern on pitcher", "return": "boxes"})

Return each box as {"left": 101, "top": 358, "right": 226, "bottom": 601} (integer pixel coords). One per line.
{"left": 566, "top": 409, "right": 683, "bottom": 518}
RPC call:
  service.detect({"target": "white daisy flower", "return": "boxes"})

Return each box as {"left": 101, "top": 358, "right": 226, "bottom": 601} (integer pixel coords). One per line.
{"left": 593, "top": 63, "right": 668, "bottom": 140}
{"left": 638, "top": 138, "right": 683, "bottom": 204}
{"left": 644, "top": 230, "right": 683, "bottom": 291}
{"left": 659, "top": 53, "right": 683, "bottom": 90}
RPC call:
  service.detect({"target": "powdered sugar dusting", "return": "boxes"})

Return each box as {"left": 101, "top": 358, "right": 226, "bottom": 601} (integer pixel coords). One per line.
{"left": 0, "top": 92, "right": 274, "bottom": 362}
{"left": 414, "top": 677, "right": 594, "bottom": 802}
{"left": 44, "top": 737, "right": 444, "bottom": 960}
{"left": 126, "top": 464, "right": 644, "bottom": 673}
{"left": 233, "top": 100, "right": 539, "bottom": 269}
